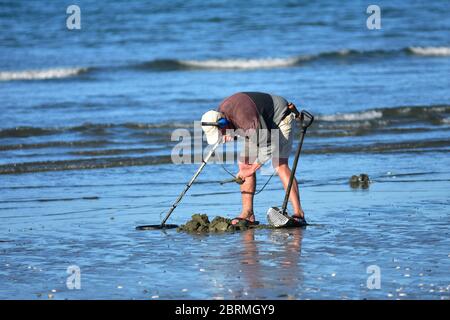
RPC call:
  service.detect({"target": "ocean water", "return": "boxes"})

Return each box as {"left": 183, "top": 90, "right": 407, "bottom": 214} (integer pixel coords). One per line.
{"left": 0, "top": 0, "right": 449, "bottom": 299}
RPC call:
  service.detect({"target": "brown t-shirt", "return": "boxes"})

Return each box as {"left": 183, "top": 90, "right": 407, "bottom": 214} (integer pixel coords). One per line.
{"left": 218, "top": 92, "right": 260, "bottom": 133}
{"left": 218, "top": 92, "right": 289, "bottom": 163}
{"left": 218, "top": 92, "right": 288, "bottom": 130}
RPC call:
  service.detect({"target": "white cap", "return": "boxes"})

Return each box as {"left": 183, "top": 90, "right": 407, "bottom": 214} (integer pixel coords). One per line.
{"left": 201, "top": 110, "right": 222, "bottom": 145}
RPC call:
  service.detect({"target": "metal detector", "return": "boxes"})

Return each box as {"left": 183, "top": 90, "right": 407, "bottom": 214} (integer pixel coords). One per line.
{"left": 136, "top": 140, "right": 221, "bottom": 230}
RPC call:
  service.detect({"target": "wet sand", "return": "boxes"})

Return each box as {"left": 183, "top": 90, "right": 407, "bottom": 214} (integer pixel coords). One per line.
{"left": 1, "top": 0, "right": 449, "bottom": 301}
{"left": 1, "top": 152, "right": 449, "bottom": 299}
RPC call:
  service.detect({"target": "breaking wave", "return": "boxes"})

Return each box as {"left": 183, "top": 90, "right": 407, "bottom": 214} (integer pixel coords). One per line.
{"left": 318, "top": 110, "right": 383, "bottom": 122}
{"left": 138, "top": 57, "right": 306, "bottom": 70}
{"left": 137, "top": 50, "right": 368, "bottom": 71}
{"left": 178, "top": 57, "right": 302, "bottom": 69}
{"left": 0, "top": 67, "right": 91, "bottom": 81}
{"left": 0, "top": 105, "right": 448, "bottom": 140}
{"left": 2, "top": 46, "right": 447, "bottom": 81}
{"left": 407, "top": 46, "right": 450, "bottom": 56}
{"left": 314, "top": 105, "right": 450, "bottom": 137}
{"left": 137, "top": 46, "right": 450, "bottom": 71}
{"left": 0, "top": 155, "right": 173, "bottom": 175}
{"left": 0, "top": 122, "right": 190, "bottom": 139}
{"left": 1, "top": 104, "right": 449, "bottom": 174}
{"left": 317, "top": 105, "right": 450, "bottom": 123}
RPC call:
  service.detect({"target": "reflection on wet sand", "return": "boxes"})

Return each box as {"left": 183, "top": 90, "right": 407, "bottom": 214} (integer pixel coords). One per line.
{"left": 238, "top": 228, "right": 305, "bottom": 297}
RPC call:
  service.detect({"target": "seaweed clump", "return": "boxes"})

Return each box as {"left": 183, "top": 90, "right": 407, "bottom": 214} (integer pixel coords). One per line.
{"left": 349, "top": 173, "right": 370, "bottom": 189}
{"left": 177, "top": 214, "right": 258, "bottom": 233}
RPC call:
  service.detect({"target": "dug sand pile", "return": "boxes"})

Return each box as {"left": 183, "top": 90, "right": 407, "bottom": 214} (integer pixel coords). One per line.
{"left": 177, "top": 214, "right": 271, "bottom": 233}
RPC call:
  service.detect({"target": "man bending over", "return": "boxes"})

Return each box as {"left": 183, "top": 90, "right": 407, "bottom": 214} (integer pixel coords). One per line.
{"left": 201, "top": 92, "right": 307, "bottom": 226}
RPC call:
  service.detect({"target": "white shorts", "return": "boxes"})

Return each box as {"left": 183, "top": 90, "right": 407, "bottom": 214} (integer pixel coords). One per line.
{"left": 241, "top": 113, "right": 296, "bottom": 163}
{"left": 274, "top": 112, "right": 296, "bottom": 159}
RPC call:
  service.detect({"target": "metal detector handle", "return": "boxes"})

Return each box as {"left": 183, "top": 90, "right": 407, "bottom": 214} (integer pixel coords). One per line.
{"left": 201, "top": 122, "right": 219, "bottom": 127}
{"left": 300, "top": 110, "right": 314, "bottom": 130}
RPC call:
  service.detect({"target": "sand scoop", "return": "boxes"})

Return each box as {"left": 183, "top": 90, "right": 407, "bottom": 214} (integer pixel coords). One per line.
{"left": 136, "top": 140, "right": 221, "bottom": 230}
{"left": 267, "top": 109, "right": 314, "bottom": 227}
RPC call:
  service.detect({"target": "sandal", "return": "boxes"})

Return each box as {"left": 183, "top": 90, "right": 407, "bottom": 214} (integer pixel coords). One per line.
{"left": 231, "top": 217, "right": 260, "bottom": 226}
{"left": 287, "top": 215, "right": 307, "bottom": 227}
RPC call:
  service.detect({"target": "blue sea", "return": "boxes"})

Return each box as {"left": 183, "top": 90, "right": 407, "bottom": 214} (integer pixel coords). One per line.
{"left": 0, "top": 0, "right": 449, "bottom": 299}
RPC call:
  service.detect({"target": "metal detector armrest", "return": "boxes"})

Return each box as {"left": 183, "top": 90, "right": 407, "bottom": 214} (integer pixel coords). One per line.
{"left": 287, "top": 102, "right": 300, "bottom": 118}
{"left": 300, "top": 110, "right": 314, "bottom": 129}
{"left": 287, "top": 103, "right": 314, "bottom": 128}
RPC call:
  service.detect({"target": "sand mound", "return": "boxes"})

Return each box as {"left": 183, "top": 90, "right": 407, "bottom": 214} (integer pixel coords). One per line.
{"left": 177, "top": 214, "right": 271, "bottom": 233}
{"left": 349, "top": 173, "right": 370, "bottom": 189}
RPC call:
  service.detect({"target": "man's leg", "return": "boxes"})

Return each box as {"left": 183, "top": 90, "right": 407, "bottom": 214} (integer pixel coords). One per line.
{"left": 274, "top": 158, "right": 304, "bottom": 218}
{"left": 240, "top": 172, "right": 256, "bottom": 220}
{"left": 232, "top": 163, "right": 256, "bottom": 224}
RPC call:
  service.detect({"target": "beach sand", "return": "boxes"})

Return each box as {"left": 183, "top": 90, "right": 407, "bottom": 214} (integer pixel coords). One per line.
{"left": 1, "top": 1, "right": 449, "bottom": 300}
{"left": 1, "top": 152, "right": 449, "bottom": 300}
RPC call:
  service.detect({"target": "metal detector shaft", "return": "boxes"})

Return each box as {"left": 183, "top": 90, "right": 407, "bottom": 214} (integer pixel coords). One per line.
{"left": 220, "top": 177, "right": 244, "bottom": 185}
{"left": 160, "top": 140, "right": 221, "bottom": 226}
{"left": 281, "top": 110, "right": 314, "bottom": 214}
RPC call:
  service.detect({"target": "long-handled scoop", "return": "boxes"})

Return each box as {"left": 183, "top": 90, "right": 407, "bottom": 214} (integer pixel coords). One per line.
{"left": 136, "top": 140, "right": 221, "bottom": 230}
{"left": 267, "top": 109, "right": 314, "bottom": 227}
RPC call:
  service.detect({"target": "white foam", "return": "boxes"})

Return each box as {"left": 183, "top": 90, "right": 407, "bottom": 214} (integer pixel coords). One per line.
{"left": 179, "top": 57, "right": 301, "bottom": 69}
{"left": 0, "top": 67, "right": 88, "bottom": 81}
{"left": 442, "top": 117, "right": 450, "bottom": 125}
{"left": 318, "top": 110, "right": 383, "bottom": 122}
{"left": 408, "top": 46, "right": 450, "bottom": 56}
{"left": 336, "top": 49, "right": 352, "bottom": 56}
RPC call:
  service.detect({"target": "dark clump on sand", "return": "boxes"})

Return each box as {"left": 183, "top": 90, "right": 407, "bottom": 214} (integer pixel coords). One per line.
{"left": 177, "top": 214, "right": 273, "bottom": 233}
{"left": 349, "top": 173, "right": 370, "bottom": 189}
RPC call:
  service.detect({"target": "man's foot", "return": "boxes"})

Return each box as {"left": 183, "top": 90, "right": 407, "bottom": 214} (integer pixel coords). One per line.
{"left": 289, "top": 215, "right": 307, "bottom": 226}
{"left": 291, "top": 209, "right": 304, "bottom": 219}
{"left": 231, "top": 217, "right": 260, "bottom": 226}
{"left": 231, "top": 213, "right": 258, "bottom": 226}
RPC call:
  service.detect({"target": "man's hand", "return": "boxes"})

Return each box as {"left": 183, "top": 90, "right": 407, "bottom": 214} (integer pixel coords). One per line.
{"left": 222, "top": 134, "right": 234, "bottom": 143}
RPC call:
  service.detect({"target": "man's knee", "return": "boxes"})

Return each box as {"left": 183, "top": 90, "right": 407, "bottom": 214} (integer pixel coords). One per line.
{"left": 272, "top": 158, "right": 289, "bottom": 169}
